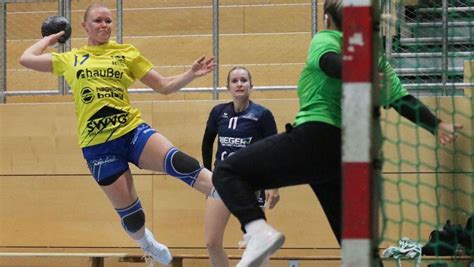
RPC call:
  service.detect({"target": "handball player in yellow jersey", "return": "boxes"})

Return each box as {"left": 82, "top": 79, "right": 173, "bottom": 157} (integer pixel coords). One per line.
{"left": 20, "top": 3, "right": 219, "bottom": 265}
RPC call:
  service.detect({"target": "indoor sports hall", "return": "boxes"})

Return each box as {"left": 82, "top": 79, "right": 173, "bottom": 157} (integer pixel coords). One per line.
{"left": 0, "top": 0, "right": 472, "bottom": 266}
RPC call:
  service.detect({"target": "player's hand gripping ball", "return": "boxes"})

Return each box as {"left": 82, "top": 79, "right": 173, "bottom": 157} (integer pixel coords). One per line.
{"left": 41, "top": 15, "right": 71, "bottom": 44}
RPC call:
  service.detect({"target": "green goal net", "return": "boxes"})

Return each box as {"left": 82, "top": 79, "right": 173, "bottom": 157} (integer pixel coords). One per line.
{"left": 379, "top": 0, "right": 473, "bottom": 264}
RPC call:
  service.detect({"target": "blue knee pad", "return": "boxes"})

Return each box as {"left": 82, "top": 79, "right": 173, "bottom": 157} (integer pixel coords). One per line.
{"left": 116, "top": 198, "right": 145, "bottom": 233}
{"left": 163, "top": 147, "right": 203, "bottom": 187}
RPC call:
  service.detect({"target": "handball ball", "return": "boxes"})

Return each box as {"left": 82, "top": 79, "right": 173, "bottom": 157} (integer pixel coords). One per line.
{"left": 41, "top": 15, "right": 71, "bottom": 44}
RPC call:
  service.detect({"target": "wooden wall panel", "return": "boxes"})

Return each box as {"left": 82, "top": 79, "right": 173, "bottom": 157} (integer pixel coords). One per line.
{"left": 151, "top": 174, "right": 207, "bottom": 247}
{"left": 0, "top": 175, "right": 152, "bottom": 247}
{"left": 0, "top": 173, "right": 338, "bottom": 249}
{"left": 226, "top": 64, "right": 303, "bottom": 87}
{"left": 121, "top": 0, "right": 310, "bottom": 8}
{"left": 243, "top": 5, "right": 310, "bottom": 33}
{"left": 219, "top": 33, "right": 310, "bottom": 65}
{"left": 6, "top": 69, "right": 59, "bottom": 93}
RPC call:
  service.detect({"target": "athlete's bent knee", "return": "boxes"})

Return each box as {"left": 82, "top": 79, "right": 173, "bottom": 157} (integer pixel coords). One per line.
{"left": 116, "top": 198, "right": 145, "bottom": 233}
{"left": 164, "top": 147, "right": 203, "bottom": 186}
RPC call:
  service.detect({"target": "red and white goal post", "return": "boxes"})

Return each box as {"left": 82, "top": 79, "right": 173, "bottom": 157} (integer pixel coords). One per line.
{"left": 342, "top": 0, "right": 383, "bottom": 266}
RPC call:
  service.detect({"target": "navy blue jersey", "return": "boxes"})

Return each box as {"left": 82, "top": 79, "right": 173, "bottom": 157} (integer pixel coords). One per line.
{"left": 202, "top": 101, "right": 277, "bottom": 170}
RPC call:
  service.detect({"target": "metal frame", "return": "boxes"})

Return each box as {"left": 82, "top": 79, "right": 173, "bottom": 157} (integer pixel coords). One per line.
{"left": 311, "top": 0, "right": 317, "bottom": 37}
{"left": 389, "top": 0, "right": 457, "bottom": 96}
{"left": 212, "top": 0, "right": 219, "bottom": 100}
{"left": 58, "top": 0, "right": 70, "bottom": 95}
{"left": 441, "top": 0, "right": 448, "bottom": 95}
{"left": 384, "top": 0, "right": 393, "bottom": 60}
{"left": 116, "top": 0, "right": 122, "bottom": 44}
{"left": 0, "top": 1, "right": 6, "bottom": 103}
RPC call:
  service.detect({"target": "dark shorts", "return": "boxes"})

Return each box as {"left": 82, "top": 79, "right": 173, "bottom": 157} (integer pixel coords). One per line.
{"left": 82, "top": 123, "right": 156, "bottom": 186}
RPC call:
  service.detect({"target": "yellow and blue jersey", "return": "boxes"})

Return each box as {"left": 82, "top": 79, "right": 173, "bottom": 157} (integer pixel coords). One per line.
{"left": 52, "top": 41, "right": 153, "bottom": 147}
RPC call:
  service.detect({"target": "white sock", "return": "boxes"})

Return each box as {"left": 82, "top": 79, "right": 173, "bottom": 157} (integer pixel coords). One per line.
{"left": 244, "top": 219, "right": 268, "bottom": 235}
{"left": 136, "top": 228, "right": 153, "bottom": 248}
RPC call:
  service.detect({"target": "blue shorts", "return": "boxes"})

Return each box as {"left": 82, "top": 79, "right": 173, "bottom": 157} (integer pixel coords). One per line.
{"left": 82, "top": 123, "right": 156, "bottom": 186}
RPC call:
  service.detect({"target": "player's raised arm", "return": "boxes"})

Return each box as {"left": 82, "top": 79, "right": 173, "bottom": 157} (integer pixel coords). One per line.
{"left": 19, "top": 32, "right": 64, "bottom": 72}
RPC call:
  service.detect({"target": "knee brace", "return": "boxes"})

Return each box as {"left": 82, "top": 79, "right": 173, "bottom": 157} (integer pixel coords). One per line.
{"left": 116, "top": 198, "right": 145, "bottom": 233}
{"left": 163, "top": 147, "right": 203, "bottom": 187}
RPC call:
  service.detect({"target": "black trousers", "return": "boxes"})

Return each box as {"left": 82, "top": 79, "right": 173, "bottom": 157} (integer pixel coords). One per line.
{"left": 213, "top": 122, "right": 342, "bottom": 244}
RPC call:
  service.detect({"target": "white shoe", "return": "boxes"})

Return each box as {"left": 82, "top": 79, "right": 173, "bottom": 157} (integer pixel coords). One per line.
{"left": 260, "top": 255, "right": 271, "bottom": 267}
{"left": 141, "top": 229, "right": 173, "bottom": 265}
{"left": 237, "top": 226, "right": 285, "bottom": 267}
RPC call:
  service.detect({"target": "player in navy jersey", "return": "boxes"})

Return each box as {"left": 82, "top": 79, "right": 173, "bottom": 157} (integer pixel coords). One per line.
{"left": 201, "top": 66, "right": 280, "bottom": 267}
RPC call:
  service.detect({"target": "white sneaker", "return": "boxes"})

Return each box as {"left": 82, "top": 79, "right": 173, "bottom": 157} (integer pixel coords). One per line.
{"left": 141, "top": 229, "right": 173, "bottom": 265}
{"left": 237, "top": 226, "right": 285, "bottom": 267}
{"left": 260, "top": 255, "right": 271, "bottom": 267}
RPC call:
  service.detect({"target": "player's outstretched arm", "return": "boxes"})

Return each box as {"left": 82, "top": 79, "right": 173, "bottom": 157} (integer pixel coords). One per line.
{"left": 141, "top": 56, "right": 215, "bottom": 95}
